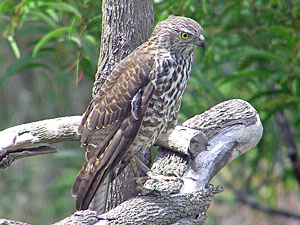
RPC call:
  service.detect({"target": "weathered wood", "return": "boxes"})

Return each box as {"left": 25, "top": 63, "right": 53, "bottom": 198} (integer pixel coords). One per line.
{"left": 96, "top": 185, "right": 223, "bottom": 225}
{"left": 0, "top": 117, "right": 204, "bottom": 169}
{"left": 53, "top": 210, "right": 98, "bottom": 225}
{"left": 183, "top": 99, "right": 263, "bottom": 191}
{"left": 0, "top": 219, "right": 31, "bottom": 225}
{"left": 0, "top": 99, "right": 263, "bottom": 224}
{"left": 183, "top": 98, "right": 259, "bottom": 139}
{"left": 0, "top": 185, "right": 223, "bottom": 225}
{"left": 156, "top": 125, "right": 208, "bottom": 157}
{"left": 0, "top": 184, "right": 222, "bottom": 225}
{"left": 144, "top": 99, "right": 263, "bottom": 195}
{"left": 0, "top": 116, "right": 81, "bottom": 169}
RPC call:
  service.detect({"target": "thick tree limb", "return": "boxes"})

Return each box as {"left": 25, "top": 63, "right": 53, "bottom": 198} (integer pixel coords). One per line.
{"left": 182, "top": 99, "right": 263, "bottom": 188}
{"left": 96, "top": 185, "right": 223, "bottom": 225}
{"left": 53, "top": 210, "right": 99, "bottom": 225}
{"left": 0, "top": 116, "right": 81, "bottom": 169}
{"left": 156, "top": 125, "right": 208, "bottom": 157}
{"left": 0, "top": 219, "right": 31, "bottom": 225}
{"left": 143, "top": 99, "right": 262, "bottom": 195}
{"left": 0, "top": 116, "right": 201, "bottom": 169}
{"left": 0, "top": 99, "right": 263, "bottom": 224}
{"left": 0, "top": 185, "right": 222, "bottom": 225}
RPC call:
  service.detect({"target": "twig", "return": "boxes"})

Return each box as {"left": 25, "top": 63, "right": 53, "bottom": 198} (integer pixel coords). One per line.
{"left": 223, "top": 181, "right": 300, "bottom": 221}
{"left": 275, "top": 111, "right": 300, "bottom": 186}
{"left": 237, "top": 192, "right": 300, "bottom": 220}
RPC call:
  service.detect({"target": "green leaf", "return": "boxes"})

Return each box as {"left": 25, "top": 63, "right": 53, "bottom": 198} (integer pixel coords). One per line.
{"left": 0, "top": 55, "right": 50, "bottom": 85}
{"left": 295, "top": 43, "right": 300, "bottom": 62}
{"left": 32, "top": 26, "right": 72, "bottom": 58}
{"left": 44, "top": 3, "right": 81, "bottom": 17}
{"left": 29, "top": 11, "right": 57, "bottom": 28}
{"left": 249, "top": 89, "right": 283, "bottom": 102}
{"left": 202, "top": 0, "right": 208, "bottom": 14}
{"left": 70, "top": 35, "right": 82, "bottom": 48}
{"left": 0, "top": 0, "right": 13, "bottom": 13}
{"left": 7, "top": 35, "right": 20, "bottom": 59}
{"left": 190, "top": 69, "right": 226, "bottom": 100}
{"left": 265, "top": 26, "right": 294, "bottom": 46}
{"left": 231, "top": 47, "right": 284, "bottom": 64}
{"left": 84, "top": 34, "right": 97, "bottom": 46}
{"left": 220, "top": 70, "right": 274, "bottom": 85}
{"left": 262, "top": 102, "right": 295, "bottom": 123}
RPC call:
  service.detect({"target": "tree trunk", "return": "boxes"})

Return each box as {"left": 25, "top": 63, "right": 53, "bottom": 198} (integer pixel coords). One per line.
{"left": 93, "top": 0, "right": 154, "bottom": 97}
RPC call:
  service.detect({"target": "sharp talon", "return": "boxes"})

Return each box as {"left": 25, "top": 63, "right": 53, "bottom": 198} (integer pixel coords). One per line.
{"left": 136, "top": 186, "right": 162, "bottom": 197}
{"left": 146, "top": 171, "right": 182, "bottom": 183}
{"left": 134, "top": 176, "right": 148, "bottom": 184}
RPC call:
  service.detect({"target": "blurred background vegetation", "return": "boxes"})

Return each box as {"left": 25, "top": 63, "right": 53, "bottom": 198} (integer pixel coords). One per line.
{"left": 0, "top": 0, "right": 299, "bottom": 224}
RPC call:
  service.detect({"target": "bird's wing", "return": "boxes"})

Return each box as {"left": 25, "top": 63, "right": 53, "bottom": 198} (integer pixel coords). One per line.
{"left": 72, "top": 50, "right": 156, "bottom": 210}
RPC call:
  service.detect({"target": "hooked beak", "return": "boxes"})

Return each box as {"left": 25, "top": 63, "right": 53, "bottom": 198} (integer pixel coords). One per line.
{"left": 196, "top": 34, "right": 206, "bottom": 50}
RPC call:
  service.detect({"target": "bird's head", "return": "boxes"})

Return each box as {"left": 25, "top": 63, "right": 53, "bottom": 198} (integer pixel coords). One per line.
{"left": 151, "top": 15, "right": 205, "bottom": 55}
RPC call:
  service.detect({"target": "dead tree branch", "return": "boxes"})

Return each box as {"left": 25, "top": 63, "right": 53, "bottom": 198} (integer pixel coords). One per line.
{"left": 222, "top": 182, "right": 300, "bottom": 220}
{"left": 0, "top": 99, "right": 263, "bottom": 224}
{"left": 275, "top": 111, "right": 300, "bottom": 186}
{"left": 0, "top": 116, "right": 81, "bottom": 169}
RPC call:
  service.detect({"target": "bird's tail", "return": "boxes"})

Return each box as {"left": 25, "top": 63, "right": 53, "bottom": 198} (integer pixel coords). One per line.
{"left": 88, "top": 173, "right": 110, "bottom": 213}
{"left": 72, "top": 166, "right": 111, "bottom": 213}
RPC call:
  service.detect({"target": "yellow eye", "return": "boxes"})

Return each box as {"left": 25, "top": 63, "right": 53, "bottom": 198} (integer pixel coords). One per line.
{"left": 180, "top": 32, "right": 191, "bottom": 40}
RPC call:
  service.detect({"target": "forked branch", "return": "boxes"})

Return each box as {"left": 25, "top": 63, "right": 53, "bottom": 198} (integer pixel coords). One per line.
{"left": 0, "top": 99, "right": 263, "bottom": 224}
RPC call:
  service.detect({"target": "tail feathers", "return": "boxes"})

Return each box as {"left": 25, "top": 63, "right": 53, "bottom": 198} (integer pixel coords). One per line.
{"left": 72, "top": 168, "right": 85, "bottom": 197}
{"left": 89, "top": 174, "right": 110, "bottom": 213}
{"left": 75, "top": 130, "right": 131, "bottom": 210}
{"left": 72, "top": 168, "right": 111, "bottom": 213}
{"left": 75, "top": 164, "right": 106, "bottom": 210}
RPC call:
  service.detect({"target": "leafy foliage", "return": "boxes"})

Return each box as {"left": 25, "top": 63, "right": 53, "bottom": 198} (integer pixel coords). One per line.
{"left": 0, "top": 0, "right": 101, "bottom": 85}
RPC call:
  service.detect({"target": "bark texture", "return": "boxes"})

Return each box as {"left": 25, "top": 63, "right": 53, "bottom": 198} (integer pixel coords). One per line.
{"left": 0, "top": 116, "right": 203, "bottom": 169}
{"left": 0, "top": 116, "right": 80, "bottom": 169}
{"left": 93, "top": 0, "right": 154, "bottom": 96}
{"left": 0, "top": 99, "right": 263, "bottom": 225}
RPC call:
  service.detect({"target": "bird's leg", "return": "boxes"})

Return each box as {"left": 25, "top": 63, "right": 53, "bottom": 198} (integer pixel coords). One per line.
{"left": 129, "top": 156, "right": 142, "bottom": 178}
{"left": 133, "top": 155, "right": 182, "bottom": 182}
{"left": 133, "top": 155, "right": 183, "bottom": 197}
{"left": 129, "top": 156, "right": 155, "bottom": 195}
{"left": 130, "top": 156, "right": 151, "bottom": 184}
{"left": 132, "top": 155, "right": 150, "bottom": 174}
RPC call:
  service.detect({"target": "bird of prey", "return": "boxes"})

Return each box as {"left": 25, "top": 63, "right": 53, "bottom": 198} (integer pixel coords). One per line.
{"left": 72, "top": 15, "right": 205, "bottom": 210}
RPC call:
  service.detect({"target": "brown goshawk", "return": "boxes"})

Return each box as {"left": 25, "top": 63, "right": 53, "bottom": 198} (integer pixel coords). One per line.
{"left": 72, "top": 15, "right": 205, "bottom": 210}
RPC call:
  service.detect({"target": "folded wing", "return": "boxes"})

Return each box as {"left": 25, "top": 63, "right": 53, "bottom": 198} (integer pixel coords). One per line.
{"left": 72, "top": 50, "right": 156, "bottom": 210}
